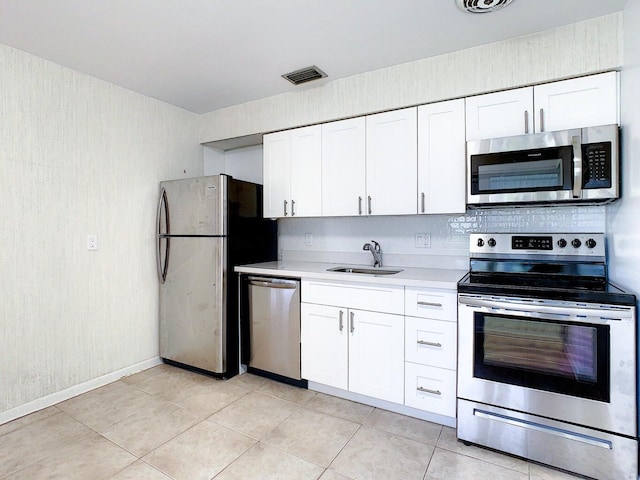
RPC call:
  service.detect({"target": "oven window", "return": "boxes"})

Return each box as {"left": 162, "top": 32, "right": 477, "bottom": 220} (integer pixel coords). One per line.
{"left": 474, "top": 312, "right": 610, "bottom": 402}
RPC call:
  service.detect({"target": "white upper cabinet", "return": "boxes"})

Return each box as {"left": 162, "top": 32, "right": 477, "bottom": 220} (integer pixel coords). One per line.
{"left": 365, "top": 107, "right": 418, "bottom": 216}
{"left": 465, "top": 72, "right": 619, "bottom": 140}
{"left": 465, "top": 87, "right": 533, "bottom": 141}
{"left": 263, "top": 125, "right": 321, "bottom": 218}
{"left": 322, "top": 117, "right": 366, "bottom": 217}
{"left": 534, "top": 71, "right": 618, "bottom": 133}
{"left": 290, "top": 125, "right": 322, "bottom": 217}
{"left": 417, "top": 99, "right": 466, "bottom": 214}
{"left": 263, "top": 130, "right": 291, "bottom": 218}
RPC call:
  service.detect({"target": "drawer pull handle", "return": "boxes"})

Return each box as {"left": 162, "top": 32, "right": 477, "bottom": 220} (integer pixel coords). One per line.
{"left": 417, "top": 340, "right": 442, "bottom": 348}
{"left": 418, "top": 387, "right": 441, "bottom": 396}
{"left": 417, "top": 301, "right": 442, "bottom": 307}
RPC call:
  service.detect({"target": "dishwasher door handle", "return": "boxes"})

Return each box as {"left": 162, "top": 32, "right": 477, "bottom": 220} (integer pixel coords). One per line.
{"left": 248, "top": 277, "right": 298, "bottom": 289}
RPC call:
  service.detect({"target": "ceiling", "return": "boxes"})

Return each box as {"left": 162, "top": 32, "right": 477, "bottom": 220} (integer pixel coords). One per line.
{"left": 0, "top": 0, "right": 628, "bottom": 114}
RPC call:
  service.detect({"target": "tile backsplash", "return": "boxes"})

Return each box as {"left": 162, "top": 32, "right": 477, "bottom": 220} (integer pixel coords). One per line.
{"left": 278, "top": 205, "right": 606, "bottom": 270}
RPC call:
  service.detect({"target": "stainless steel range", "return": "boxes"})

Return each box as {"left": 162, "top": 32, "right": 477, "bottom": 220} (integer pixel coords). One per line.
{"left": 457, "top": 233, "right": 637, "bottom": 480}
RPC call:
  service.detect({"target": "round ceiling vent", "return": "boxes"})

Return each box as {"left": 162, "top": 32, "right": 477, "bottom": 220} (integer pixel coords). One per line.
{"left": 456, "top": 0, "right": 516, "bottom": 14}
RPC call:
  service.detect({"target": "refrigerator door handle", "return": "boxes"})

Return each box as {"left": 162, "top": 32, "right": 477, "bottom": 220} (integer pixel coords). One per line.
{"left": 156, "top": 188, "right": 170, "bottom": 283}
{"left": 157, "top": 187, "right": 169, "bottom": 235}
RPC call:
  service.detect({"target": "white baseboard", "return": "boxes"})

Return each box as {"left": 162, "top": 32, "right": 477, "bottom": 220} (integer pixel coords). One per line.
{"left": 308, "top": 381, "right": 456, "bottom": 428}
{"left": 0, "top": 357, "right": 162, "bottom": 426}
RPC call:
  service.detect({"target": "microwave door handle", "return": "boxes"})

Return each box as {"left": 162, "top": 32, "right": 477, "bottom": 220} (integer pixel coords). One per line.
{"left": 571, "top": 135, "right": 583, "bottom": 199}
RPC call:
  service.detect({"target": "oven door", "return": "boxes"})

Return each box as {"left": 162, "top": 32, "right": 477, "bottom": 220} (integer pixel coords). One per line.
{"left": 458, "top": 294, "right": 636, "bottom": 437}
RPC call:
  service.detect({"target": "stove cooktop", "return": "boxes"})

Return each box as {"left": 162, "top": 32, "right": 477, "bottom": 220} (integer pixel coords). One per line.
{"left": 460, "top": 233, "right": 636, "bottom": 306}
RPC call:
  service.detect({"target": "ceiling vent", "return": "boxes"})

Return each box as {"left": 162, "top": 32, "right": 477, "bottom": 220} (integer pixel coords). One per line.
{"left": 455, "top": 0, "right": 516, "bottom": 13}
{"left": 282, "top": 66, "right": 327, "bottom": 85}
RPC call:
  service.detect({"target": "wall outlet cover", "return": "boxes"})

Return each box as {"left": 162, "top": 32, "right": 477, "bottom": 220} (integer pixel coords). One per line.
{"left": 87, "top": 235, "right": 98, "bottom": 251}
{"left": 305, "top": 233, "right": 313, "bottom": 246}
{"left": 415, "top": 233, "right": 431, "bottom": 248}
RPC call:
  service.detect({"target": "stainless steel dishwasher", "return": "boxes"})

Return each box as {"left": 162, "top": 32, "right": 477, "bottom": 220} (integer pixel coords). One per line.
{"left": 247, "top": 276, "right": 301, "bottom": 380}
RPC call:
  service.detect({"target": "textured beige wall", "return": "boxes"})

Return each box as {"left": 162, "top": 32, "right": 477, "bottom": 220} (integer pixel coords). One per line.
{"left": 200, "top": 13, "right": 622, "bottom": 143}
{"left": 0, "top": 44, "right": 202, "bottom": 414}
{"left": 607, "top": 0, "right": 640, "bottom": 300}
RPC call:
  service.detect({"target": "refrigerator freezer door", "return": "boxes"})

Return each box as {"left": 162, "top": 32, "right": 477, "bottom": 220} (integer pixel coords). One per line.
{"left": 159, "top": 175, "right": 226, "bottom": 236}
{"left": 159, "top": 237, "right": 227, "bottom": 373}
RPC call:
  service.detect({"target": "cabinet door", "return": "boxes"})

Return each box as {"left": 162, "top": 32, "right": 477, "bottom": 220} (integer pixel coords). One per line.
{"left": 322, "top": 117, "right": 366, "bottom": 216}
{"left": 534, "top": 71, "right": 618, "bottom": 133}
{"left": 365, "top": 107, "right": 417, "bottom": 215}
{"left": 301, "top": 303, "right": 348, "bottom": 390}
{"left": 348, "top": 309, "right": 404, "bottom": 403}
{"left": 290, "top": 125, "right": 322, "bottom": 217}
{"left": 263, "top": 130, "right": 291, "bottom": 218}
{"left": 465, "top": 87, "right": 533, "bottom": 140}
{"left": 417, "top": 99, "right": 466, "bottom": 214}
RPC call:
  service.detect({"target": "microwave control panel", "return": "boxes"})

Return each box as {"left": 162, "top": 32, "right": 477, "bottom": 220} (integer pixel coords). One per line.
{"left": 583, "top": 142, "right": 612, "bottom": 189}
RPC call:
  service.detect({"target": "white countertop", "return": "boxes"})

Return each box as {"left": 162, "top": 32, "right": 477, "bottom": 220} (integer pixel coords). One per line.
{"left": 235, "top": 260, "right": 466, "bottom": 289}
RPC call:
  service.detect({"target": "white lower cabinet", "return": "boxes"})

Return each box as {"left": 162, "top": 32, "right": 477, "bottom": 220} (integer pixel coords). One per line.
{"left": 404, "top": 363, "right": 456, "bottom": 417}
{"left": 301, "top": 303, "right": 348, "bottom": 390}
{"left": 301, "top": 280, "right": 404, "bottom": 404}
{"left": 301, "top": 280, "right": 458, "bottom": 423}
{"left": 348, "top": 309, "right": 404, "bottom": 403}
{"left": 403, "top": 287, "right": 458, "bottom": 421}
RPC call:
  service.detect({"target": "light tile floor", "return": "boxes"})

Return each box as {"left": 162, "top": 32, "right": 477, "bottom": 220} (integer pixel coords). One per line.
{"left": 0, "top": 364, "right": 584, "bottom": 480}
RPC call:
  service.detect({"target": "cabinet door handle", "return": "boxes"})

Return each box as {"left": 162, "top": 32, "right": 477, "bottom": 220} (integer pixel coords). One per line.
{"left": 291, "top": 199, "right": 296, "bottom": 217}
{"left": 417, "top": 340, "right": 442, "bottom": 348}
{"left": 539, "top": 108, "right": 545, "bottom": 132}
{"left": 417, "top": 301, "right": 442, "bottom": 308}
{"left": 283, "top": 200, "right": 288, "bottom": 216}
{"left": 368, "top": 196, "right": 372, "bottom": 215}
{"left": 339, "top": 310, "right": 344, "bottom": 332}
{"left": 417, "top": 387, "right": 442, "bottom": 396}
{"left": 350, "top": 311, "right": 355, "bottom": 333}
{"left": 524, "top": 110, "right": 529, "bottom": 134}
{"left": 358, "top": 196, "right": 363, "bottom": 215}
{"left": 421, "top": 192, "right": 425, "bottom": 213}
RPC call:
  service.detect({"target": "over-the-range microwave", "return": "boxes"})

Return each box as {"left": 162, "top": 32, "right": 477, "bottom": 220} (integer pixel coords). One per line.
{"left": 466, "top": 124, "right": 619, "bottom": 207}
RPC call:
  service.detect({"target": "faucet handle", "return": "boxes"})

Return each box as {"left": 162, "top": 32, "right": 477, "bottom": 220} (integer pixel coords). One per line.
{"left": 363, "top": 242, "right": 371, "bottom": 251}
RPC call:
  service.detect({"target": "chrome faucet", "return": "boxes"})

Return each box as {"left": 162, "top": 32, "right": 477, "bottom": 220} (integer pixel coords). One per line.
{"left": 363, "top": 240, "right": 382, "bottom": 268}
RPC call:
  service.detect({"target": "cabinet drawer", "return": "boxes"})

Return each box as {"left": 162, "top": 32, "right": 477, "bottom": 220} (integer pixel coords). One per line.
{"left": 404, "top": 363, "right": 456, "bottom": 417}
{"left": 404, "top": 287, "right": 456, "bottom": 321}
{"left": 405, "top": 316, "right": 456, "bottom": 369}
{"left": 302, "top": 279, "right": 404, "bottom": 315}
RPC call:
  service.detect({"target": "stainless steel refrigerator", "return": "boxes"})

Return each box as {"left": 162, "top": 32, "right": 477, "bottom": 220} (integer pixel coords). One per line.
{"left": 157, "top": 174, "right": 276, "bottom": 378}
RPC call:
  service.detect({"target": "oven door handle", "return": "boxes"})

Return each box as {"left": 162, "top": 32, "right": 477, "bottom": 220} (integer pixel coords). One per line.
{"left": 458, "top": 296, "right": 633, "bottom": 322}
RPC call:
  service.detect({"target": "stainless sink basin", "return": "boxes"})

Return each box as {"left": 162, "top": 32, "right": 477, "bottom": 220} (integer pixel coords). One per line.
{"left": 327, "top": 266, "right": 403, "bottom": 275}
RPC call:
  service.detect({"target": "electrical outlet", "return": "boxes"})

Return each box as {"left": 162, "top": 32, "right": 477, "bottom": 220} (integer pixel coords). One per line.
{"left": 278, "top": 249, "right": 283, "bottom": 261}
{"left": 415, "top": 233, "right": 431, "bottom": 248}
{"left": 87, "top": 235, "right": 98, "bottom": 251}
{"left": 305, "top": 233, "right": 313, "bottom": 246}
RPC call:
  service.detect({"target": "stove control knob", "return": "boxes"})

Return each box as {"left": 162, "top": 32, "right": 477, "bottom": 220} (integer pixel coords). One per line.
{"left": 586, "top": 238, "right": 597, "bottom": 249}
{"left": 571, "top": 238, "right": 582, "bottom": 248}
{"left": 477, "top": 238, "right": 484, "bottom": 247}
{"left": 557, "top": 238, "right": 567, "bottom": 248}
{"left": 488, "top": 238, "right": 496, "bottom": 247}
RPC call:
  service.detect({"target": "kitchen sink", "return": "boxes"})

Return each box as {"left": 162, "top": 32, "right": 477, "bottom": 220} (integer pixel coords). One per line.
{"left": 327, "top": 266, "right": 403, "bottom": 275}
